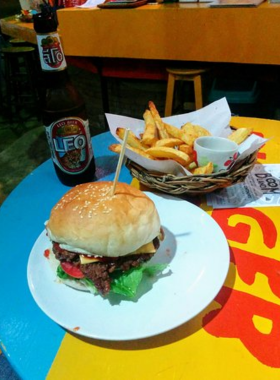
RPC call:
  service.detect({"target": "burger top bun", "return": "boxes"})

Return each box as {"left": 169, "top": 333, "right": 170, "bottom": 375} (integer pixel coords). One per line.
{"left": 46, "top": 181, "right": 161, "bottom": 257}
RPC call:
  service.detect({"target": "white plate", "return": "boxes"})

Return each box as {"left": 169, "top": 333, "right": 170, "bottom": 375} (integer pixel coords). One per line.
{"left": 27, "top": 193, "right": 229, "bottom": 341}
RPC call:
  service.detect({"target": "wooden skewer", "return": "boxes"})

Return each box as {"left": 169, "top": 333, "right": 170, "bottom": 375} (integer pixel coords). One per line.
{"left": 111, "top": 128, "right": 130, "bottom": 196}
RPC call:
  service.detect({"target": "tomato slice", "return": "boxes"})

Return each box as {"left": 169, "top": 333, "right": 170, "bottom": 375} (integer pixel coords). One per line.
{"left": 61, "top": 262, "right": 85, "bottom": 279}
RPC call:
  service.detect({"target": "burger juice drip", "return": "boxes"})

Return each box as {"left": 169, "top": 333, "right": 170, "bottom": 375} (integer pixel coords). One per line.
{"left": 33, "top": 7, "right": 95, "bottom": 186}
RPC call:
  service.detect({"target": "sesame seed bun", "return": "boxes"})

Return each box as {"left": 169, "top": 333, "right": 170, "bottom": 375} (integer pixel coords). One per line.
{"left": 46, "top": 181, "right": 161, "bottom": 257}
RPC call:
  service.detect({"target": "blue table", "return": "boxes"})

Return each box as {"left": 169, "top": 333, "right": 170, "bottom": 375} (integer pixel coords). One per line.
{"left": 2, "top": 118, "right": 280, "bottom": 380}
{"left": 0, "top": 132, "right": 125, "bottom": 380}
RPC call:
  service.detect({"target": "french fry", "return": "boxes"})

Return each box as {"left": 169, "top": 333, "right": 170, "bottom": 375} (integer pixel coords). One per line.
{"left": 127, "top": 146, "right": 155, "bottom": 160}
{"left": 181, "top": 122, "right": 195, "bottom": 133}
{"left": 178, "top": 144, "right": 193, "bottom": 155}
{"left": 191, "top": 162, "right": 214, "bottom": 175}
{"left": 109, "top": 144, "right": 122, "bottom": 154}
{"left": 163, "top": 122, "right": 184, "bottom": 140}
{"left": 148, "top": 101, "right": 169, "bottom": 139}
{"left": 181, "top": 123, "right": 211, "bottom": 146}
{"left": 181, "top": 123, "right": 211, "bottom": 137}
{"left": 146, "top": 147, "right": 192, "bottom": 167}
{"left": 181, "top": 123, "right": 199, "bottom": 146}
{"left": 109, "top": 143, "right": 155, "bottom": 160}
{"left": 178, "top": 144, "right": 195, "bottom": 164}
{"left": 155, "top": 138, "right": 184, "bottom": 148}
{"left": 142, "top": 110, "right": 158, "bottom": 146}
{"left": 164, "top": 122, "right": 197, "bottom": 147}
{"left": 155, "top": 120, "right": 170, "bottom": 140}
{"left": 188, "top": 161, "right": 197, "bottom": 170}
{"left": 227, "top": 127, "right": 253, "bottom": 145}
{"left": 116, "top": 127, "right": 147, "bottom": 151}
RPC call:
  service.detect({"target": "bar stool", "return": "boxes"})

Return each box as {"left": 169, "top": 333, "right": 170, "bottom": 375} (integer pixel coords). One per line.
{"left": 9, "top": 38, "right": 29, "bottom": 47}
{"left": 1, "top": 46, "right": 40, "bottom": 121}
{"left": 164, "top": 67, "right": 209, "bottom": 116}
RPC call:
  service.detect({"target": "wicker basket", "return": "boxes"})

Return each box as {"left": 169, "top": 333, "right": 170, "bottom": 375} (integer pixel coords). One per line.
{"left": 126, "top": 151, "right": 258, "bottom": 196}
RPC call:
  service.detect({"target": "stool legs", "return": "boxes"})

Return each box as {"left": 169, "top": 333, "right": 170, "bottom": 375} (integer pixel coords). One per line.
{"left": 165, "top": 73, "right": 176, "bottom": 117}
{"left": 193, "top": 75, "right": 203, "bottom": 110}
{"left": 3, "top": 53, "right": 14, "bottom": 120}
{"left": 25, "top": 53, "right": 40, "bottom": 115}
{"left": 1, "top": 47, "right": 40, "bottom": 122}
{"left": 164, "top": 71, "right": 205, "bottom": 116}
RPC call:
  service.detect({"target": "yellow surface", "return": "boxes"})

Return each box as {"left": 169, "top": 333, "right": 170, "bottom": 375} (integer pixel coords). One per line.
{"left": 47, "top": 117, "right": 280, "bottom": 379}
{"left": 230, "top": 116, "right": 280, "bottom": 163}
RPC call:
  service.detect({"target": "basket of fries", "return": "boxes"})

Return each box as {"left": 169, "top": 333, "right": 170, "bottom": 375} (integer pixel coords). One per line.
{"left": 126, "top": 151, "right": 258, "bottom": 195}
{"left": 107, "top": 98, "right": 267, "bottom": 196}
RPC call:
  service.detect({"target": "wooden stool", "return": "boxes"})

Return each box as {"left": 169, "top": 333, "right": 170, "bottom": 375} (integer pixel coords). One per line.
{"left": 9, "top": 39, "right": 29, "bottom": 46}
{"left": 1, "top": 46, "right": 39, "bottom": 120}
{"left": 164, "top": 67, "right": 208, "bottom": 116}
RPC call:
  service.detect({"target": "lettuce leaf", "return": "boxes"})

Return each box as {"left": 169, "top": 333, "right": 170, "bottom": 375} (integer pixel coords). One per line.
{"left": 110, "top": 263, "right": 168, "bottom": 298}
{"left": 57, "top": 263, "right": 167, "bottom": 298}
{"left": 110, "top": 267, "right": 144, "bottom": 298}
{"left": 57, "top": 264, "right": 70, "bottom": 280}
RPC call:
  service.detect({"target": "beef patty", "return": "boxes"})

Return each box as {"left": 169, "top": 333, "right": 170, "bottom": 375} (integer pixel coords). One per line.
{"left": 52, "top": 239, "right": 159, "bottom": 295}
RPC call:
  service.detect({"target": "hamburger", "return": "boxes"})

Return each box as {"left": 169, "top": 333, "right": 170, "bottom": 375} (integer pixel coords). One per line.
{"left": 45, "top": 181, "right": 165, "bottom": 297}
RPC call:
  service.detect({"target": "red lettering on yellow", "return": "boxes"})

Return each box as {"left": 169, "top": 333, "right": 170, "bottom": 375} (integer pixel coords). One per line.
{"left": 212, "top": 208, "right": 277, "bottom": 248}
{"left": 232, "top": 247, "right": 280, "bottom": 298}
{"left": 203, "top": 287, "right": 280, "bottom": 368}
{"left": 203, "top": 208, "right": 279, "bottom": 367}
{"left": 257, "top": 152, "right": 266, "bottom": 160}
{"left": 253, "top": 132, "right": 264, "bottom": 138}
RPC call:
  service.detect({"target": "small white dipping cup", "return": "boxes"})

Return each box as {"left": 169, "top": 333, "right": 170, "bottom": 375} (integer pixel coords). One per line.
{"left": 194, "top": 136, "right": 239, "bottom": 173}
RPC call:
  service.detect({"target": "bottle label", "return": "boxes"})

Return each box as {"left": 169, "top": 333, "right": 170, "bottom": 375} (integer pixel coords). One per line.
{"left": 36, "top": 32, "right": 67, "bottom": 72}
{"left": 45, "top": 117, "right": 93, "bottom": 174}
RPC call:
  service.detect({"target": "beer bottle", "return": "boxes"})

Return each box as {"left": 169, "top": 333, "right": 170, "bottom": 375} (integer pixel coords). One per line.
{"left": 33, "top": 5, "right": 95, "bottom": 186}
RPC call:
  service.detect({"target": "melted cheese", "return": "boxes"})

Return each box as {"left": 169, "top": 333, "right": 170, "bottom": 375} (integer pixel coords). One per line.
{"left": 80, "top": 256, "right": 100, "bottom": 264}
{"left": 133, "top": 241, "right": 156, "bottom": 254}
{"left": 79, "top": 241, "right": 156, "bottom": 264}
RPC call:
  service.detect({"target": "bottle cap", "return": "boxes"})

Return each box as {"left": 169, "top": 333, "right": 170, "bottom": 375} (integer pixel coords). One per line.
{"left": 33, "top": 5, "right": 58, "bottom": 33}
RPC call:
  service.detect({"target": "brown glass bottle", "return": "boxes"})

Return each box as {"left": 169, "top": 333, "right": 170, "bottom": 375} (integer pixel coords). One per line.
{"left": 33, "top": 7, "right": 95, "bottom": 186}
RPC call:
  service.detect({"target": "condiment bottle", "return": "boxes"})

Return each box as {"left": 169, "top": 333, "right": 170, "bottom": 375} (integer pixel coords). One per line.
{"left": 33, "top": 5, "right": 95, "bottom": 186}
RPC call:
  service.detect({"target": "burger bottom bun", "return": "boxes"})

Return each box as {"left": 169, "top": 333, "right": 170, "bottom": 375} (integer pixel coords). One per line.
{"left": 48, "top": 250, "right": 89, "bottom": 292}
{"left": 59, "top": 277, "right": 89, "bottom": 292}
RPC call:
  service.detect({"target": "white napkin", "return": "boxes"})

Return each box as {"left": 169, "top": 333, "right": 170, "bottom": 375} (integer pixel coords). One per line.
{"left": 76, "top": 0, "right": 104, "bottom": 7}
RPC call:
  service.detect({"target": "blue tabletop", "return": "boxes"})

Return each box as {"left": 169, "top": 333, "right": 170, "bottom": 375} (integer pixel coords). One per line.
{"left": 2, "top": 119, "right": 280, "bottom": 380}
{"left": 0, "top": 132, "right": 130, "bottom": 380}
